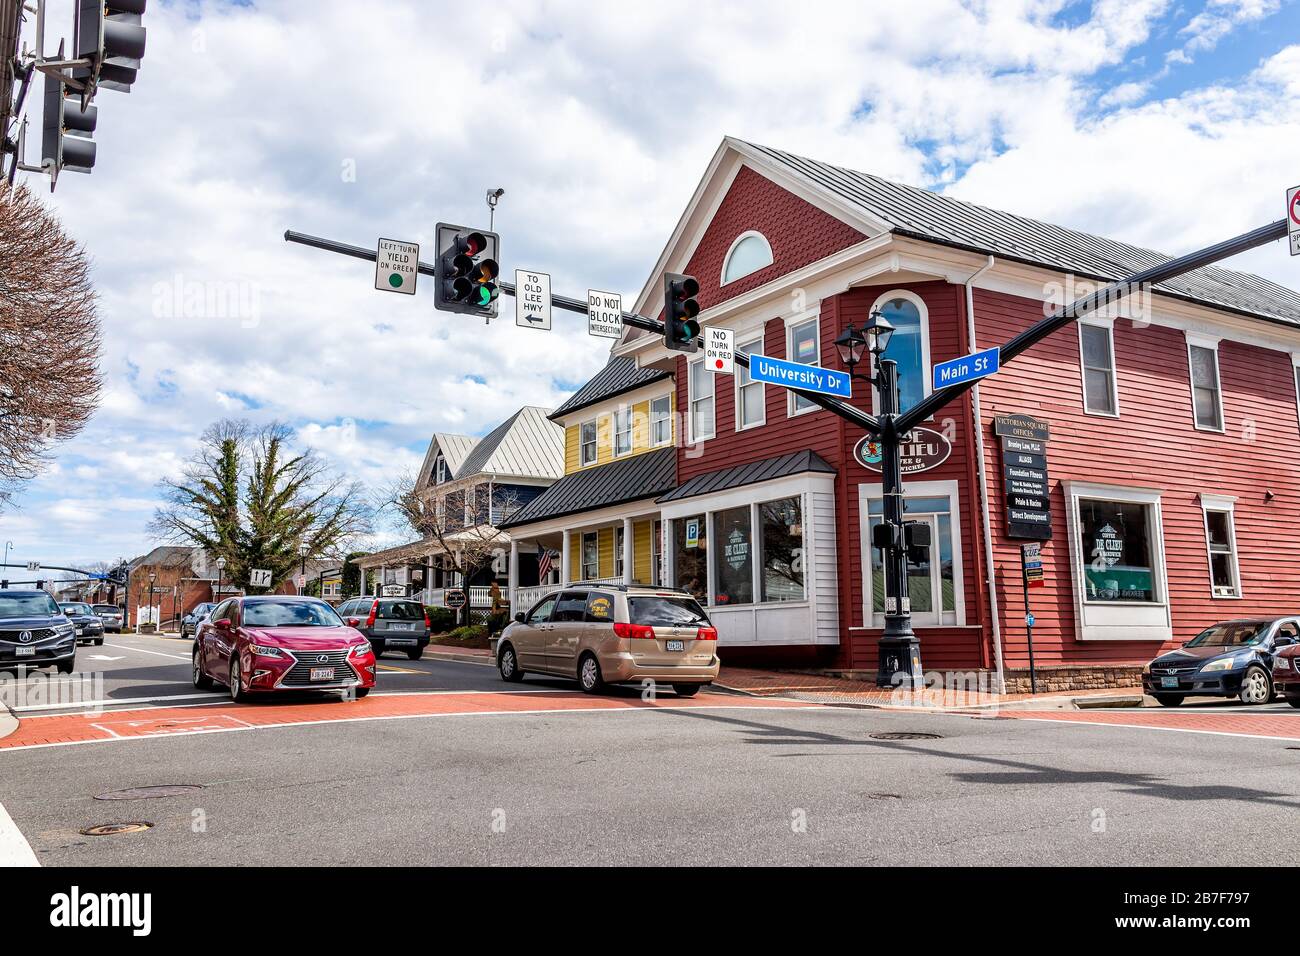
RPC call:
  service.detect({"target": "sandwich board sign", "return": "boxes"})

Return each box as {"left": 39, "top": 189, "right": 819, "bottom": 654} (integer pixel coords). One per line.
{"left": 1288, "top": 186, "right": 1300, "bottom": 257}
{"left": 515, "top": 270, "right": 552, "bottom": 330}
{"left": 375, "top": 238, "right": 419, "bottom": 294}
{"left": 587, "top": 290, "right": 623, "bottom": 338}
{"left": 705, "top": 327, "right": 734, "bottom": 374}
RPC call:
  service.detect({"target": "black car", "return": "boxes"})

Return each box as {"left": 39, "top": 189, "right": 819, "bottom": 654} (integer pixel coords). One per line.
{"left": 336, "top": 597, "right": 430, "bottom": 660}
{"left": 1, "top": 590, "right": 77, "bottom": 673}
{"left": 181, "top": 602, "right": 217, "bottom": 639}
{"left": 92, "top": 603, "right": 124, "bottom": 633}
{"left": 1142, "top": 617, "right": 1300, "bottom": 706}
{"left": 58, "top": 601, "right": 105, "bottom": 646}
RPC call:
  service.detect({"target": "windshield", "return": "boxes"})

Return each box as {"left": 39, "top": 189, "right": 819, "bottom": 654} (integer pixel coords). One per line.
{"left": 378, "top": 601, "right": 423, "bottom": 620}
{"left": 192, "top": 603, "right": 215, "bottom": 617}
{"left": 93, "top": 605, "right": 119, "bottom": 613}
{"left": 242, "top": 600, "right": 343, "bottom": 628}
{"left": 628, "top": 596, "right": 711, "bottom": 627}
{"left": 1186, "top": 621, "right": 1272, "bottom": 647}
{"left": 60, "top": 603, "right": 93, "bottom": 615}
{"left": 0, "top": 594, "right": 61, "bottom": 619}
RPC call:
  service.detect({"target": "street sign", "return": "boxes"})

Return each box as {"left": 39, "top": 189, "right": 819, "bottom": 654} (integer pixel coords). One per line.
{"left": 747, "top": 354, "right": 851, "bottom": 398}
{"left": 1000, "top": 414, "right": 1053, "bottom": 540}
{"left": 704, "top": 327, "right": 734, "bottom": 374}
{"left": 25, "top": 561, "right": 39, "bottom": 572}
{"left": 374, "top": 238, "right": 419, "bottom": 295}
{"left": 854, "top": 427, "right": 953, "bottom": 474}
{"left": 994, "top": 414, "right": 1050, "bottom": 442}
{"left": 515, "top": 270, "right": 552, "bottom": 330}
{"left": 932, "top": 346, "right": 1000, "bottom": 391}
{"left": 249, "top": 568, "right": 272, "bottom": 588}
{"left": 444, "top": 588, "right": 467, "bottom": 609}
{"left": 1289, "top": 186, "right": 1300, "bottom": 256}
{"left": 587, "top": 290, "right": 623, "bottom": 338}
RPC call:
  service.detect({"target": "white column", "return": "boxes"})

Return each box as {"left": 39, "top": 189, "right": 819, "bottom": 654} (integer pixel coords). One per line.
{"left": 508, "top": 539, "right": 520, "bottom": 611}
{"left": 622, "top": 517, "right": 634, "bottom": 585}
{"left": 561, "top": 531, "right": 572, "bottom": 584}
{"left": 662, "top": 518, "right": 675, "bottom": 589}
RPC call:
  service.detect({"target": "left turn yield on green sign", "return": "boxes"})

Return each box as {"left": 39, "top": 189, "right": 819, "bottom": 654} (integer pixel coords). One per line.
{"left": 375, "top": 238, "right": 419, "bottom": 294}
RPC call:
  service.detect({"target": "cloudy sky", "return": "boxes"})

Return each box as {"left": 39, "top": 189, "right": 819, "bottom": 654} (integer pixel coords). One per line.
{"left": 3, "top": 0, "right": 1299, "bottom": 570}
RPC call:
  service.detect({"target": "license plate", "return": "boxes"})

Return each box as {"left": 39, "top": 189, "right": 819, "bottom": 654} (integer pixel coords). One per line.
{"left": 15, "top": 646, "right": 35, "bottom": 657}
{"left": 389, "top": 622, "right": 417, "bottom": 631}
{"left": 665, "top": 640, "right": 684, "bottom": 652}
{"left": 309, "top": 667, "right": 335, "bottom": 682}
{"left": 1160, "top": 676, "right": 1179, "bottom": 688}
{"left": 75, "top": 627, "right": 84, "bottom": 635}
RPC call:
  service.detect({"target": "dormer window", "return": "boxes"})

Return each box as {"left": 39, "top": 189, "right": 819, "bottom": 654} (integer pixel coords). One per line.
{"left": 434, "top": 453, "right": 448, "bottom": 484}
{"left": 721, "top": 231, "right": 774, "bottom": 285}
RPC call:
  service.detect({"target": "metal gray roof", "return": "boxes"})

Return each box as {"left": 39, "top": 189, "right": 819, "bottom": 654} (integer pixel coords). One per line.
{"left": 455, "top": 406, "right": 565, "bottom": 480}
{"left": 549, "top": 356, "right": 671, "bottom": 421}
{"left": 499, "top": 448, "right": 677, "bottom": 529}
{"left": 656, "top": 450, "right": 835, "bottom": 504}
{"left": 740, "top": 139, "right": 1300, "bottom": 328}
{"left": 432, "top": 433, "right": 479, "bottom": 476}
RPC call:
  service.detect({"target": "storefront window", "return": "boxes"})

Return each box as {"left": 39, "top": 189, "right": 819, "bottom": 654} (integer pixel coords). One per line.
{"left": 1078, "top": 498, "right": 1156, "bottom": 602}
{"left": 759, "top": 497, "right": 804, "bottom": 602}
{"left": 876, "top": 296, "right": 927, "bottom": 413}
{"left": 867, "top": 495, "right": 956, "bottom": 625}
{"left": 713, "top": 507, "right": 753, "bottom": 605}
{"left": 674, "top": 515, "right": 708, "bottom": 603}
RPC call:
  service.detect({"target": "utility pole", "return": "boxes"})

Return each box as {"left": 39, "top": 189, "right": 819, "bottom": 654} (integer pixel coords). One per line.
{"left": 284, "top": 213, "right": 1290, "bottom": 688}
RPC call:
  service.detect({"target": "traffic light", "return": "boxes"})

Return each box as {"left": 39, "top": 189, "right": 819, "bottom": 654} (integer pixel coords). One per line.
{"left": 41, "top": 73, "right": 97, "bottom": 187}
{"left": 75, "top": 0, "right": 148, "bottom": 100}
{"left": 434, "top": 223, "right": 500, "bottom": 318}
{"left": 663, "top": 272, "right": 701, "bottom": 352}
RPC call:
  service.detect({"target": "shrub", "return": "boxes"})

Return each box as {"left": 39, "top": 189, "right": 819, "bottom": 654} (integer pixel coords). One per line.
{"left": 425, "top": 606, "right": 456, "bottom": 633}
{"left": 447, "top": 624, "right": 488, "bottom": 642}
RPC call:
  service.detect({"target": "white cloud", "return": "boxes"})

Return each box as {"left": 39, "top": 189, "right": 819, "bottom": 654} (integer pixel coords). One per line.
{"left": 1167, "top": 0, "right": 1282, "bottom": 64}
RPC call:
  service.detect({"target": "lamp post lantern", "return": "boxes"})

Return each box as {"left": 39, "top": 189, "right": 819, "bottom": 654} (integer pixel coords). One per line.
{"left": 215, "top": 556, "right": 226, "bottom": 604}
{"left": 299, "top": 542, "right": 309, "bottom": 594}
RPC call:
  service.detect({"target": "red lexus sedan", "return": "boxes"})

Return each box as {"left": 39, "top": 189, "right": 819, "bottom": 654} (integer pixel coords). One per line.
{"left": 192, "top": 595, "right": 376, "bottom": 701}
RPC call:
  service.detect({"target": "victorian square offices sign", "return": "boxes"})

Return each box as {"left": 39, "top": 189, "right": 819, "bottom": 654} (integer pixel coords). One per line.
{"left": 995, "top": 414, "right": 1053, "bottom": 540}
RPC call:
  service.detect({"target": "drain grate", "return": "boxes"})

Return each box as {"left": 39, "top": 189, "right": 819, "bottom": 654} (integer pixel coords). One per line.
{"left": 869, "top": 731, "right": 943, "bottom": 740}
{"left": 94, "top": 785, "right": 204, "bottom": 801}
{"left": 80, "top": 822, "right": 153, "bottom": 836}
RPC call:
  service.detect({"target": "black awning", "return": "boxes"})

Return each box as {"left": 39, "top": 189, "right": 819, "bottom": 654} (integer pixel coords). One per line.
{"left": 656, "top": 450, "right": 835, "bottom": 504}
{"left": 499, "top": 448, "right": 677, "bottom": 529}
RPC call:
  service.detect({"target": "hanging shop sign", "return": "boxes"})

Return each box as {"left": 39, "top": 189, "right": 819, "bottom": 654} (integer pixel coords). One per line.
{"left": 995, "top": 413, "right": 1053, "bottom": 540}
{"left": 854, "top": 427, "right": 953, "bottom": 475}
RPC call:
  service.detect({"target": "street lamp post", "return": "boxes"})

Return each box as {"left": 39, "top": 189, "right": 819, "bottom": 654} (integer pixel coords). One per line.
{"left": 147, "top": 571, "right": 157, "bottom": 634}
{"left": 216, "top": 556, "right": 226, "bottom": 605}
{"left": 835, "top": 312, "right": 923, "bottom": 690}
{"left": 299, "top": 542, "right": 309, "bottom": 595}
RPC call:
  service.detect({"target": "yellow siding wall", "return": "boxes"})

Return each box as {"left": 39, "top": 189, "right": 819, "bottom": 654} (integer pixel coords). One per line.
{"left": 633, "top": 520, "right": 653, "bottom": 584}
{"left": 561, "top": 390, "right": 675, "bottom": 475}
{"left": 597, "top": 528, "right": 615, "bottom": 579}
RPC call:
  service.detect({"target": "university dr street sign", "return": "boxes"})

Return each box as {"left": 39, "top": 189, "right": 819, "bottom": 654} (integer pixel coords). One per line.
{"left": 747, "top": 354, "right": 851, "bottom": 398}
{"left": 932, "top": 346, "right": 1000, "bottom": 391}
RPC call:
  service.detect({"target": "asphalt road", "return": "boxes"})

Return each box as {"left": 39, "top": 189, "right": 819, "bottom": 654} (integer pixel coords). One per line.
{"left": 2, "top": 633, "right": 1299, "bottom": 866}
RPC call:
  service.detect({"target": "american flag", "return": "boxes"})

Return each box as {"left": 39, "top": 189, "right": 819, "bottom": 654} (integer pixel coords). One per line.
{"left": 537, "top": 544, "right": 556, "bottom": 581}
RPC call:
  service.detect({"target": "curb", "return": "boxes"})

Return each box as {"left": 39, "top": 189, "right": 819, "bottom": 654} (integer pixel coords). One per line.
{"left": 0, "top": 702, "right": 17, "bottom": 741}
{"left": 713, "top": 681, "right": 1147, "bottom": 713}
{"left": 422, "top": 650, "right": 493, "bottom": 667}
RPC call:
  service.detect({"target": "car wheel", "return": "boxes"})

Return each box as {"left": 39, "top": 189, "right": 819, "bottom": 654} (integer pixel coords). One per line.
{"left": 1238, "top": 665, "right": 1272, "bottom": 705}
{"left": 192, "top": 649, "right": 214, "bottom": 690}
{"left": 1152, "top": 694, "right": 1183, "bottom": 707}
{"left": 1287, "top": 696, "right": 1300, "bottom": 709}
{"left": 56, "top": 658, "right": 74, "bottom": 675}
{"left": 498, "top": 644, "right": 524, "bottom": 683}
{"left": 354, "top": 687, "right": 370, "bottom": 699}
{"left": 94, "top": 638, "right": 103, "bottom": 646}
{"left": 578, "top": 653, "right": 605, "bottom": 694}
{"left": 406, "top": 648, "right": 422, "bottom": 661}
{"left": 673, "top": 683, "right": 703, "bottom": 698}
{"left": 229, "top": 656, "right": 248, "bottom": 703}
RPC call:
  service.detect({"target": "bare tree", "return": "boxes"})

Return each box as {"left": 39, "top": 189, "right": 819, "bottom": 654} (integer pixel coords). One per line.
{"left": 151, "top": 419, "right": 371, "bottom": 591}
{"left": 0, "top": 185, "right": 102, "bottom": 509}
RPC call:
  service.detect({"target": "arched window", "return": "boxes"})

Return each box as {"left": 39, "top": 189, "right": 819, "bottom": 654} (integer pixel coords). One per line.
{"left": 871, "top": 291, "right": 931, "bottom": 414}
{"left": 721, "top": 231, "right": 774, "bottom": 285}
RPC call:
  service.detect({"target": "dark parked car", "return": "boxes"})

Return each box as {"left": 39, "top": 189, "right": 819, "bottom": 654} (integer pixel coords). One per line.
{"left": 181, "top": 602, "right": 217, "bottom": 639}
{"left": 1, "top": 590, "right": 76, "bottom": 673}
{"left": 337, "top": 597, "right": 430, "bottom": 660}
{"left": 58, "top": 601, "right": 105, "bottom": 646}
{"left": 1272, "top": 642, "right": 1300, "bottom": 708}
{"left": 92, "top": 604, "right": 123, "bottom": 633}
{"left": 1142, "top": 617, "right": 1299, "bottom": 706}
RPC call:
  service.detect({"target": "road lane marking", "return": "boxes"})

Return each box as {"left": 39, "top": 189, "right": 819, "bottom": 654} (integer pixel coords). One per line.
{"left": 13, "top": 692, "right": 227, "bottom": 714}
{"left": 103, "top": 642, "right": 191, "bottom": 661}
{"left": 0, "top": 800, "right": 39, "bottom": 867}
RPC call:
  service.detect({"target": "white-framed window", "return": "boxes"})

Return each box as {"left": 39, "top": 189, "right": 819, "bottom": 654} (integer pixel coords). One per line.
{"left": 613, "top": 406, "right": 632, "bottom": 456}
{"left": 434, "top": 453, "right": 448, "bottom": 484}
{"left": 614, "top": 526, "right": 625, "bottom": 579}
{"left": 652, "top": 519, "right": 663, "bottom": 586}
{"left": 720, "top": 231, "right": 774, "bottom": 285}
{"left": 735, "top": 337, "right": 765, "bottom": 430}
{"left": 787, "top": 316, "right": 821, "bottom": 416}
{"left": 580, "top": 532, "right": 599, "bottom": 581}
{"left": 1079, "top": 320, "right": 1119, "bottom": 416}
{"left": 579, "top": 419, "right": 598, "bottom": 466}
{"left": 860, "top": 480, "right": 964, "bottom": 627}
{"left": 869, "top": 290, "right": 932, "bottom": 415}
{"left": 1186, "top": 335, "right": 1224, "bottom": 432}
{"left": 1201, "top": 494, "right": 1241, "bottom": 599}
{"left": 650, "top": 395, "right": 672, "bottom": 446}
{"left": 688, "top": 359, "right": 715, "bottom": 441}
{"left": 1063, "top": 480, "right": 1171, "bottom": 642}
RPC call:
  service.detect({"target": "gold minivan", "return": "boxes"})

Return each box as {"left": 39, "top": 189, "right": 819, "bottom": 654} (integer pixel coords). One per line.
{"left": 495, "top": 585, "right": 719, "bottom": 696}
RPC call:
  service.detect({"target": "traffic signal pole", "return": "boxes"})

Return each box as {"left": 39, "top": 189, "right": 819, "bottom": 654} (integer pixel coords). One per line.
{"left": 285, "top": 214, "right": 1290, "bottom": 689}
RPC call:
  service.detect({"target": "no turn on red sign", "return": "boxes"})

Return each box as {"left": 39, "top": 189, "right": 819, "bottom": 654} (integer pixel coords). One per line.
{"left": 704, "top": 327, "right": 734, "bottom": 374}
{"left": 1288, "top": 186, "right": 1300, "bottom": 256}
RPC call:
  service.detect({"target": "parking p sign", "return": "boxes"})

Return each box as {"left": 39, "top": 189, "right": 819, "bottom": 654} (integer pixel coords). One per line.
{"left": 705, "top": 327, "right": 734, "bottom": 374}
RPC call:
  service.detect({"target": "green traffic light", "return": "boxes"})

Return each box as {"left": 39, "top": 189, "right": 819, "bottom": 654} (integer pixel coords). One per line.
{"left": 476, "top": 286, "right": 492, "bottom": 307}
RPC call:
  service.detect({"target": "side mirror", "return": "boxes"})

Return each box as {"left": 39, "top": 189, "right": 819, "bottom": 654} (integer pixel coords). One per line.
{"left": 1277, "top": 636, "right": 1297, "bottom": 647}
{"left": 514, "top": 612, "right": 525, "bottom": 623}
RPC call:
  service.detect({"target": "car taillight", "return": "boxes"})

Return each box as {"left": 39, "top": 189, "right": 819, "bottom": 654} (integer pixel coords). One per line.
{"left": 364, "top": 600, "right": 378, "bottom": 628}
{"left": 424, "top": 612, "right": 432, "bottom": 630}
{"left": 613, "top": 622, "right": 655, "bottom": 640}
{"left": 696, "top": 627, "right": 718, "bottom": 641}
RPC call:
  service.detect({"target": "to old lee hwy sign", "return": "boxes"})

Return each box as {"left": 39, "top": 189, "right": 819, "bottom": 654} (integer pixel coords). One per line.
{"left": 854, "top": 427, "right": 953, "bottom": 474}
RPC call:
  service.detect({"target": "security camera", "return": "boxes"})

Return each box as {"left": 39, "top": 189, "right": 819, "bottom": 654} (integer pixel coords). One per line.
{"left": 487, "top": 187, "right": 505, "bottom": 204}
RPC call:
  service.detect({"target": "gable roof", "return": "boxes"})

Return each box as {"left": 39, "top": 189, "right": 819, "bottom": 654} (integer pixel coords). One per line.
{"left": 656, "top": 450, "right": 835, "bottom": 503}
{"left": 499, "top": 448, "right": 676, "bottom": 529}
{"left": 433, "top": 433, "right": 479, "bottom": 475}
{"left": 454, "top": 406, "right": 565, "bottom": 481}
{"left": 549, "top": 356, "right": 671, "bottom": 421}
{"left": 128, "top": 546, "right": 196, "bottom": 571}
{"left": 734, "top": 138, "right": 1300, "bottom": 328}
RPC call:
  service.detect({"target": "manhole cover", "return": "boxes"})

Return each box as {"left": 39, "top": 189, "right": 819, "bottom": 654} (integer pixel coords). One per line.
{"left": 869, "top": 731, "right": 943, "bottom": 740}
{"left": 94, "top": 785, "right": 204, "bottom": 801}
{"left": 80, "top": 822, "right": 153, "bottom": 836}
